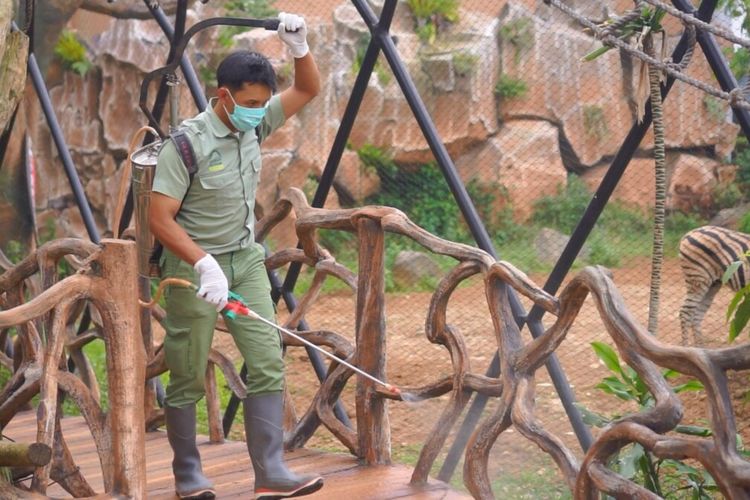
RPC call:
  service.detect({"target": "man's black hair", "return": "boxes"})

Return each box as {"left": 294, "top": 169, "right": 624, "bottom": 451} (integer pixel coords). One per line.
{"left": 216, "top": 50, "right": 277, "bottom": 93}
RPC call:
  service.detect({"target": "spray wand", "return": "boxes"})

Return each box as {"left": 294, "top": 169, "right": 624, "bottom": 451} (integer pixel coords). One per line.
{"left": 142, "top": 278, "right": 403, "bottom": 398}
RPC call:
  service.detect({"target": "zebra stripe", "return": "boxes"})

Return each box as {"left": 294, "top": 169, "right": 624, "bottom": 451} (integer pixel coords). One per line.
{"left": 679, "top": 225, "right": 750, "bottom": 344}
{"left": 680, "top": 226, "right": 750, "bottom": 291}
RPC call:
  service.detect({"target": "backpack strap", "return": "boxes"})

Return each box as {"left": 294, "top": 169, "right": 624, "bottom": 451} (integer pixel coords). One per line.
{"left": 170, "top": 128, "right": 198, "bottom": 183}
{"left": 148, "top": 128, "right": 199, "bottom": 274}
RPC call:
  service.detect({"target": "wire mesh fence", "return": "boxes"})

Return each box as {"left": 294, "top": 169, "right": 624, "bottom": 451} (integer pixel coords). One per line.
{"left": 4, "top": 0, "right": 750, "bottom": 497}
{"left": 268, "top": 0, "right": 750, "bottom": 496}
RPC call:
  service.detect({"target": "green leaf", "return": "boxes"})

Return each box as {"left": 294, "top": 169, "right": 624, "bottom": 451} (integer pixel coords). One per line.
{"left": 722, "top": 261, "right": 742, "bottom": 283}
{"left": 675, "top": 424, "right": 712, "bottom": 437}
{"left": 573, "top": 403, "right": 611, "bottom": 428}
{"left": 595, "top": 380, "right": 635, "bottom": 401}
{"left": 582, "top": 44, "right": 612, "bottom": 62}
{"left": 617, "top": 443, "right": 645, "bottom": 479}
{"left": 591, "top": 341, "right": 623, "bottom": 376}
{"left": 673, "top": 380, "right": 704, "bottom": 393}
{"left": 729, "top": 293, "right": 750, "bottom": 341}
{"left": 726, "top": 284, "right": 750, "bottom": 322}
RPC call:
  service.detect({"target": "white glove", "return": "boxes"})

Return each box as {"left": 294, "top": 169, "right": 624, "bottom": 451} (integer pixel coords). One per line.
{"left": 193, "top": 254, "right": 228, "bottom": 312}
{"left": 277, "top": 12, "right": 309, "bottom": 59}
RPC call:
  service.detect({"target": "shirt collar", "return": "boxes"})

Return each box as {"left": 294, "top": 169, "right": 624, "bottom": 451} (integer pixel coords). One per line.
{"left": 205, "top": 97, "right": 234, "bottom": 138}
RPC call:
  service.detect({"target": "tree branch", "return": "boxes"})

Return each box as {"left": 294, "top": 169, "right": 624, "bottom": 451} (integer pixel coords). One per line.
{"left": 80, "top": 0, "right": 179, "bottom": 20}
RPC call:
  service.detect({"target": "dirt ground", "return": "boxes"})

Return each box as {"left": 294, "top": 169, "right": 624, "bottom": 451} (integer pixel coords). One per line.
{"left": 202, "top": 255, "right": 749, "bottom": 494}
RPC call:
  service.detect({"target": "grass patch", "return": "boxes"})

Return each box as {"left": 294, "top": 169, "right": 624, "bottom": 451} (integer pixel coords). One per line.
{"left": 491, "top": 467, "right": 572, "bottom": 499}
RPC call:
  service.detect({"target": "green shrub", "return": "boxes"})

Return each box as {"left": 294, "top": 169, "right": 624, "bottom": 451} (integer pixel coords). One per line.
{"left": 734, "top": 136, "right": 750, "bottom": 196}
{"left": 352, "top": 34, "right": 391, "bottom": 86}
{"left": 494, "top": 74, "right": 528, "bottom": 100}
{"left": 218, "top": 0, "right": 278, "bottom": 48}
{"left": 531, "top": 176, "right": 591, "bottom": 233}
{"left": 359, "top": 145, "right": 471, "bottom": 243}
{"left": 498, "top": 17, "right": 534, "bottom": 64}
{"left": 54, "top": 30, "right": 92, "bottom": 76}
{"left": 583, "top": 105, "right": 608, "bottom": 140}
{"left": 452, "top": 51, "right": 478, "bottom": 77}
{"left": 739, "top": 211, "right": 750, "bottom": 234}
{"left": 406, "top": 0, "right": 459, "bottom": 44}
{"left": 711, "top": 182, "right": 743, "bottom": 211}
{"left": 730, "top": 47, "right": 750, "bottom": 80}
{"left": 702, "top": 95, "right": 726, "bottom": 122}
{"left": 578, "top": 342, "right": 718, "bottom": 498}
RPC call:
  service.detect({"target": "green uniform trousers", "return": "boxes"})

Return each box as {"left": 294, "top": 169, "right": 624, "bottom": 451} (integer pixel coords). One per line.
{"left": 161, "top": 243, "right": 284, "bottom": 407}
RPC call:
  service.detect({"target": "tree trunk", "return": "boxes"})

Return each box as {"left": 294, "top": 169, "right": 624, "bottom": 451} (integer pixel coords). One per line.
{"left": 0, "top": 0, "right": 28, "bottom": 134}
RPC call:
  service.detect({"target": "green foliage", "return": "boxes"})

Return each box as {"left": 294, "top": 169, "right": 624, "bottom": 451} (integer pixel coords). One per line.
{"left": 702, "top": 95, "right": 726, "bottom": 122}
{"left": 739, "top": 211, "right": 750, "bottom": 234}
{"left": 218, "top": 0, "right": 278, "bottom": 48}
{"left": 197, "top": 64, "right": 217, "bottom": 90}
{"left": 452, "top": 51, "right": 478, "bottom": 77}
{"left": 579, "top": 342, "right": 718, "bottom": 498}
{"left": 718, "top": 0, "right": 750, "bottom": 34}
{"left": 406, "top": 0, "right": 459, "bottom": 44}
{"left": 352, "top": 34, "right": 391, "bottom": 86}
{"left": 360, "top": 146, "right": 470, "bottom": 243}
{"left": 583, "top": 105, "right": 608, "bottom": 140}
{"left": 498, "top": 17, "right": 534, "bottom": 64}
{"left": 728, "top": 47, "right": 750, "bottom": 80}
{"left": 494, "top": 74, "right": 528, "bottom": 100}
{"left": 723, "top": 249, "right": 750, "bottom": 341}
{"left": 531, "top": 176, "right": 591, "bottom": 234}
{"left": 733, "top": 136, "right": 750, "bottom": 196}
{"left": 582, "top": 6, "right": 666, "bottom": 61}
{"left": 711, "top": 182, "right": 743, "bottom": 211}
{"left": 59, "top": 339, "right": 108, "bottom": 416}
{"left": 54, "top": 30, "right": 93, "bottom": 76}
{"left": 3, "top": 239, "right": 25, "bottom": 264}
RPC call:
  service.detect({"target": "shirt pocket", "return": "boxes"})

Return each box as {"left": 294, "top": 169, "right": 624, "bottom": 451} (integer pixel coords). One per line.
{"left": 198, "top": 169, "right": 234, "bottom": 190}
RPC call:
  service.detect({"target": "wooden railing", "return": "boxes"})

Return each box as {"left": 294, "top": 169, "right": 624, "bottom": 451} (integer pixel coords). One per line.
{"left": 1, "top": 188, "right": 750, "bottom": 498}
{"left": 0, "top": 239, "right": 145, "bottom": 498}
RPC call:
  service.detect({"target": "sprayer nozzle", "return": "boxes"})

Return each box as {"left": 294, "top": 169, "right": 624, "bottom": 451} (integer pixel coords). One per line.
{"left": 384, "top": 384, "right": 401, "bottom": 397}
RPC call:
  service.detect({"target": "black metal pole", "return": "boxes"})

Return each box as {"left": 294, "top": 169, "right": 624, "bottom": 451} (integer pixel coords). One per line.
{"left": 24, "top": 46, "right": 100, "bottom": 244}
{"left": 148, "top": 1, "right": 208, "bottom": 111}
{"left": 359, "top": 0, "right": 594, "bottom": 467}
{"left": 672, "top": 0, "right": 750, "bottom": 140}
{"left": 438, "top": 0, "right": 717, "bottom": 480}
{"left": 279, "top": 14, "right": 386, "bottom": 295}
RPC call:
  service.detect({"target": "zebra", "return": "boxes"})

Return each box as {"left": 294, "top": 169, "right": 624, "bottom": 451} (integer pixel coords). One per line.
{"left": 679, "top": 225, "right": 750, "bottom": 345}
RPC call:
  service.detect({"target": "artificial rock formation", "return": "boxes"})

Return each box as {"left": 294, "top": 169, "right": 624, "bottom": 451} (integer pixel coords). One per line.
{"left": 3, "top": 0, "right": 742, "bottom": 242}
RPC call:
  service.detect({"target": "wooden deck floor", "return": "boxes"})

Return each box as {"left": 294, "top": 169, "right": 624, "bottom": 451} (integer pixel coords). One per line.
{"left": 4, "top": 411, "right": 470, "bottom": 499}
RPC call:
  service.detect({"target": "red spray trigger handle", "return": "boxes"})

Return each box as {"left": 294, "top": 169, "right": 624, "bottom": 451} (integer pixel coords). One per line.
{"left": 222, "top": 291, "right": 249, "bottom": 320}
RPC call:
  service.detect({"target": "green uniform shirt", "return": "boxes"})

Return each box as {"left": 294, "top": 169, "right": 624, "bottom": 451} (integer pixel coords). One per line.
{"left": 152, "top": 95, "right": 285, "bottom": 254}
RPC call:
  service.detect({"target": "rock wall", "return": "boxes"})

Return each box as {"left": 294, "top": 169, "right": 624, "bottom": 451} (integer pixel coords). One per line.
{"left": 3, "top": 0, "right": 742, "bottom": 248}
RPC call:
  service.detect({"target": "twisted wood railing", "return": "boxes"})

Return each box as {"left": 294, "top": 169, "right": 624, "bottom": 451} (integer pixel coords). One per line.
{"left": 2, "top": 188, "right": 750, "bottom": 498}
{"left": 0, "top": 239, "right": 145, "bottom": 498}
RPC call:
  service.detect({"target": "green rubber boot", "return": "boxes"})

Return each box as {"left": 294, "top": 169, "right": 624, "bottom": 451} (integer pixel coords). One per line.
{"left": 243, "top": 393, "right": 323, "bottom": 499}
{"left": 165, "top": 405, "right": 216, "bottom": 499}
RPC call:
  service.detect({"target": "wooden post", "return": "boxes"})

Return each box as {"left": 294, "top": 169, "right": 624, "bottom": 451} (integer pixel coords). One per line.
{"left": 0, "top": 442, "right": 51, "bottom": 467}
{"left": 205, "top": 363, "right": 224, "bottom": 443}
{"left": 354, "top": 217, "right": 391, "bottom": 464}
{"left": 91, "top": 239, "right": 146, "bottom": 497}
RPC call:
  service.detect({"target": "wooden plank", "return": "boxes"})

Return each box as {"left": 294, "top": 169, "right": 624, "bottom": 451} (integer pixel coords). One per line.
{"left": 3, "top": 413, "right": 471, "bottom": 499}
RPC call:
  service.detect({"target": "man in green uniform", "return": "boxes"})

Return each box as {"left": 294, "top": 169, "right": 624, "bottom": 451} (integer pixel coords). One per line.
{"left": 149, "top": 12, "right": 322, "bottom": 500}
